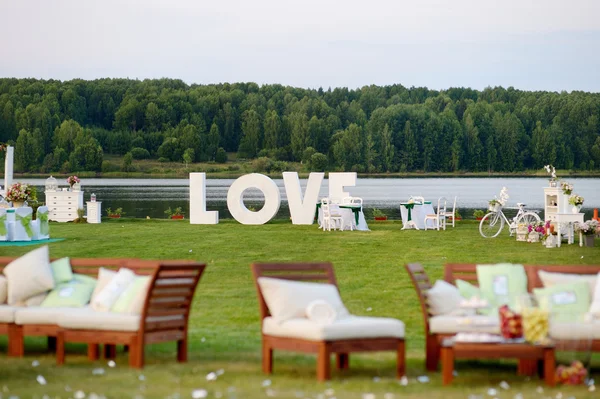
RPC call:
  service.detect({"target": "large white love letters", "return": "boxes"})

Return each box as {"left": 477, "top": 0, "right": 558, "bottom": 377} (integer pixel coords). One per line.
{"left": 282, "top": 172, "right": 324, "bottom": 225}
{"left": 189, "top": 172, "right": 357, "bottom": 225}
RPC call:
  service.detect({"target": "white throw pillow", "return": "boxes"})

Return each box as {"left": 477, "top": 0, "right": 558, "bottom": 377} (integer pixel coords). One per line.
{"left": 91, "top": 268, "right": 117, "bottom": 301}
{"left": 257, "top": 277, "right": 349, "bottom": 323}
{"left": 0, "top": 275, "right": 7, "bottom": 304}
{"left": 426, "top": 280, "right": 463, "bottom": 315}
{"left": 306, "top": 300, "right": 338, "bottom": 325}
{"left": 3, "top": 246, "right": 54, "bottom": 305}
{"left": 539, "top": 271, "right": 597, "bottom": 302}
{"left": 15, "top": 292, "right": 49, "bottom": 307}
{"left": 91, "top": 268, "right": 136, "bottom": 312}
{"left": 589, "top": 272, "right": 600, "bottom": 318}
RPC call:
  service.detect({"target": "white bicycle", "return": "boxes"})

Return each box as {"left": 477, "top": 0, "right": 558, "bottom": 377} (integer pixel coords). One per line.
{"left": 479, "top": 187, "right": 541, "bottom": 238}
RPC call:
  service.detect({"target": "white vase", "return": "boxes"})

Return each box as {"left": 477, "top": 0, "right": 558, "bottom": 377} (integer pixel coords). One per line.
{"left": 572, "top": 205, "right": 581, "bottom": 214}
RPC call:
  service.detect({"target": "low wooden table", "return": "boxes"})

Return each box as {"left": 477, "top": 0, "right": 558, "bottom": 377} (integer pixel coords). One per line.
{"left": 440, "top": 338, "right": 555, "bottom": 386}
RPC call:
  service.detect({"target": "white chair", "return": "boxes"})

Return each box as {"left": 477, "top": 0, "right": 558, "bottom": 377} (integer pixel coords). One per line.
{"left": 444, "top": 196, "right": 458, "bottom": 228}
{"left": 321, "top": 198, "right": 343, "bottom": 231}
{"left": 329, "top": 197, "right": 341, "bottom": 205}
{"left": 33, "top": 206, "right": 50, "bottom": 240}
{"left": 14, "top": 207, "right": 33, "bottom": 241}
{"left": 424, "top": 197, "right": 447, "bottom": 231}
{"left": 0, "top": 208, "right": 7, "bottom": 241}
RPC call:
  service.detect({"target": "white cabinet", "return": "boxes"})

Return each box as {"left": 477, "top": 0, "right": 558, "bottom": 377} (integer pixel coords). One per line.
{"left": 45, "top": 190, "right": 84, "bottom": 222}
{"left": 86, "top": 201, "right": 102, "bottom": 224}
{"left": 543, "top": 187, "right": 568, "bottom": 222}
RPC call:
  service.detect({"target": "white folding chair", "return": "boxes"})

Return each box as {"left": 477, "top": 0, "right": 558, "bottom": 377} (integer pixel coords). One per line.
{"left": 321, "top": 198, "right": 343, "bottom": 231}
{"left": 411, "top": 196, "right": 425, "bottom": 204}
{"left": 14, "top": 207, "right": 33, "bottom": 241}
{"left": 444, "top": 196, "right": 458, "bottom": 228}
{"left": 424, "top": 197, "right": 447, "bottom": 231}
{"left": 0, "top": 208, "right": 7, "bottom": 241}
{"left": 33, "top": 206, "right": 50, "bottom": 240}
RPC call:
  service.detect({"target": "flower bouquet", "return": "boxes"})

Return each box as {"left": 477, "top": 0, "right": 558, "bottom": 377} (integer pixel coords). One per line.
{"left": 527, "top": 221, "right": 545, "bottom": 243}
{"left": 560, "top": 181, "right": 573, "bottom": 195}
{"left": 576, "top": 220, "right": 599, "bottom": 247}
{"left": 568, "top": 194, "right": 584, "bottom": 213}
{"left": 544, "top": 165, "right": 557, "bottom": 187}
{"left": 5, "top": 182, "right": 36, "bottom": 206}
{"left": 67, "top": 175, "right": 80, "bottom": 188}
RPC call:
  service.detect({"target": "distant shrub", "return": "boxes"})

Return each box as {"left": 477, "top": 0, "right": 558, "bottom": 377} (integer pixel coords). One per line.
{"left": 101, "top": 160, "right": 119, "bottom": 173}
{"left": 130, "top": 147, "right": 150, "bottom": 159}
{"left": 158, "top": 157, "right": 170, "bottom": 163}
{"left": 252, "top": 157, "right": 273, "bottom": 172}
{"left": 215, "top": 147, "right": 227, "bottom": 163}
{"left": 270, "top": 161, "right": 288, "bottom": 172}
{"left": 227, "top": 164, "right": 240, "bottom": 171}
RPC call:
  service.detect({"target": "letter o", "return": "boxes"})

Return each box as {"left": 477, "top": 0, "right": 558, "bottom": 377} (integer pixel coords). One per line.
{"left": 227, "top": 173, "right": 281, "bottom": 225}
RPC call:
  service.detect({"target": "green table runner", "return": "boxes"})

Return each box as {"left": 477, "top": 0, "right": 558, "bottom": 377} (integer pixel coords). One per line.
{"left": 315, "top": 203, "right": 361, "bottom": 225}
{"left": 400, "top": 201, "right": 431, "bottom": 222}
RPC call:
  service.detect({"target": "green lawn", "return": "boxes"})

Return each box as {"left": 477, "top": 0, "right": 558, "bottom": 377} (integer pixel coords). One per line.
{"left": 0, "top": 219, "right": 598, "bottom": 398}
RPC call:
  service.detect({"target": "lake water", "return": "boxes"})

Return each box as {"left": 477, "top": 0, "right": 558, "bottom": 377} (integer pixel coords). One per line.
{"left": 18, "top": 177, "right": 600, "bottom": 220}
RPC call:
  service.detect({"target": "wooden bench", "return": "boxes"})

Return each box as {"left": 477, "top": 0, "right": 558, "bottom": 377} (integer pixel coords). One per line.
{"left": 406, "top": 263, "right": 600, "bottom": 371}
{"left": 252, "top": 262, "right": 406, "bottom": 381}
{"left": 0, "top": 256, "right": 205, "bottom": 367}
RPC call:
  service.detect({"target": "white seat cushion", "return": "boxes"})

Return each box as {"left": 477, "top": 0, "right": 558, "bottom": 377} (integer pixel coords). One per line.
{"left": 429, "top": 314, "right": 500, "bottom": 334}
{"left": 14, "top": 307, "right": 87, "bottom": 325}
{"left": 58, "top": 308, "right": 140, "bottom": 332}
{"left": 0, "top": 305, "right": 18, "bottom": 323}
{"left": 263, "top": 316, "right": 405, "bottom": 341}
{"left": 549, "top": 320, "right": 600, "bottom": 340}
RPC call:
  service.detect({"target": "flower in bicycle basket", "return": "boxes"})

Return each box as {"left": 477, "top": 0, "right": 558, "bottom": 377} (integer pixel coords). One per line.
{"left": 560, "top": 181, "right": 573, "bottom": 195}
{"left": 568, "top": 194, "right": 584, "bottom": 206}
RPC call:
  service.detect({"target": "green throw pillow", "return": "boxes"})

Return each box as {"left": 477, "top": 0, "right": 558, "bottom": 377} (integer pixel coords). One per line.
{"left": 476, "top": 263, "right": 528, "bottom": 310}
{"left": 73, "top": 273, "right": 98, "bottom": 288}
{"left": 111, "top": 276, "right": 151, "bottom": 313}
{"left": 533, "top": 281, "right": 590, "bottom": 321}
{"left": 456, "top": 279, "right": 481, "bottom": 299}
{"left": 50, "top": 257, "right": 73, "bottom": 284}
{"left": 41, "top": 280, "right": 95, "bottom": 308}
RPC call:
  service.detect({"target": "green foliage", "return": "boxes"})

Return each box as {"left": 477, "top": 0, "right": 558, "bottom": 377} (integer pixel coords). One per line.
{"left": 215, "top": 147, "right": 227, "bottom": 163}
{"left": 121, "top": 152, "right": 134, "bottom": 172}
{"left": 473, "top": 209, "right": 486, "bottom": 218}
{"left": 105, "top": 207, "right": 124, "bottom": 217}
{"left": 182, "top": 148, "right": 195, "bottom": 168}
{"left": 2, "top": 78, "right": 600, "bottom": 174}
{"left": 309, "top": 152, "right": 328, "bottom": 171}
{"left": 371, "top": 208, "right": 386, "bottom": 218}
{"left": 130, "top": 147, "right": 150, "bottom": 159}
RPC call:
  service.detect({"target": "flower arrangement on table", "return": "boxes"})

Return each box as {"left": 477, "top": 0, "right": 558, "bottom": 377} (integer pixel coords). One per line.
{"left": 544, "top": 164, "right": 557, "bottom": 182}
{"left": 5, "top": 182, "right": 36, "bottom": 204}
{"left": 575, "top": 220, "right": 599, "bottom": 236}
{"left": 560, "top": 181, "right": 573, "bottom": 195}
{"left": 67, "top": 175, "right": 80, "bottom": 188}
{"left": 568, "top": 194, "right": 584, "bottom": 206}
{"left": 527, "top": 221, "right": 546, "bottom": 242}
{"left": 407, "top": 198, "right": 415, "bottom": 204}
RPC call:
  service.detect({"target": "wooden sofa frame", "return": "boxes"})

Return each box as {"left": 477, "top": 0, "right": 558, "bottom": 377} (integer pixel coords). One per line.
{"left": 406, "top": 263, "right": 600, "bottom": 372}
{"left": 252, "top": 262, "right": 405, "bottom": 381}
{"left": 0, "top": 256, "right": 205, "bottom": 368}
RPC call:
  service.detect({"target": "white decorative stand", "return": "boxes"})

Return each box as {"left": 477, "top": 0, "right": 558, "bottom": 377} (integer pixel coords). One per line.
{"left": 544, "top": 187, "right": 583, "bottom": 247}
{"left": 86, "top": 201, "right": 102, "bottom": 224}
{"left": 554, "top": 213, "right": 584, "bottom": 247}
{"left": 45, "top": 189, "right": 84, "bottom": 222}
{"left": 2, "top": 145, "right": 14, "bottom": 197}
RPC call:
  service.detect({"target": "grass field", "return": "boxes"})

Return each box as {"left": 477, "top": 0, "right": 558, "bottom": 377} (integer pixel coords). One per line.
{"left": 0, "top": 219, "right": 598, "bottom": 398}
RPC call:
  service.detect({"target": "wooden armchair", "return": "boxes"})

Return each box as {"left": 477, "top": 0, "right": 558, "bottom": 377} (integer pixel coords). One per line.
{"left": 251, "top": 262, "right": 405, "bottom": 381}
{"left": 56, "top": 261, "right": 206, "bottom": 368}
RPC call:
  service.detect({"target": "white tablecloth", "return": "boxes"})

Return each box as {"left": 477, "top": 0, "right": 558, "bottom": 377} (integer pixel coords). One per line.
{"left": 400, "top": 203, "right": 436, "bottom": 229}
{"left": 317, "top": 206, "right": 370, "bottom": 231}
{"left": 0, "top": 207, "right": 47, "bottom": 241}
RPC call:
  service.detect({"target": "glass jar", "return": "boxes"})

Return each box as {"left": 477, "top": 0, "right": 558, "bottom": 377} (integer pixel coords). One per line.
{"left": 91, "top": 193, "right": 96, "bottom": 202}
{"left": 517, "top": 295, "right": 550, "bottom": 344}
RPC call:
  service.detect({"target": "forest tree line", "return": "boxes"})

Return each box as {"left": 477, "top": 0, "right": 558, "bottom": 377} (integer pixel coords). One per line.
{"left": 0, "top": 78, "right": 599, "bottom": 173}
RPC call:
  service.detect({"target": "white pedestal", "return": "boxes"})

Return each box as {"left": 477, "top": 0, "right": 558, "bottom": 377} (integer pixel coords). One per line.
{"left": 554, "top": 213, "right": 584, "bottom": 247}
{"left": 86, "top": 201, "right": 102, "bottom": 224}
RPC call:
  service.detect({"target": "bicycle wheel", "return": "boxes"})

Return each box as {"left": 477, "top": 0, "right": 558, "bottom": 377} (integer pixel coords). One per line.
{"left": 515, "top": 211, "right": 541, "bottom": 226}
{"left": 479, "top": 212, "right": 504, "bottom": 238}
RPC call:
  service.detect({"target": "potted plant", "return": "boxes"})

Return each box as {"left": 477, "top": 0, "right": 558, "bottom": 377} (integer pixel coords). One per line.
{"left": 165, "top": 207, "right": 185, "bottom": 219}
{"left": 372, "top": 208, "right": 387, "bottom": 221}
{"left": 568, "top": 194, "right": 584, "bottom": 213}
{"left": 560, "top": 181, "right": 573, "bottom": 195}
{"left": 544, "top": 165, "right": 558, "bottom": 187}
{"left": 473, "top": 209, "right": 485, "bottom": 221}
{"left": 106, "top": 207, "right": 124, "bottom": 219}
{"left": 453, "top": 210, "right": 462, "bottom": 221}
{"left": 575, "top": 220, "right": 599, "bottom": 247}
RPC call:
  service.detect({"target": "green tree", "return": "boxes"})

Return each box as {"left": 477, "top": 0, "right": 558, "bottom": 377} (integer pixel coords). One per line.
{"left": 237, "top": 109, "right": 261, "bottom": 158}
{"left": 289, "top": 112, "right": 309, "bottom": 161}
{"left": 121, "top": 152, "right": 134, "bottom": 172}
{"left": 215, "top": 147, "right": 227, "bottom": 163}
{"left": 379, "top": 124, "right": 395, "bottom": 172}
{"left": 183, "top": 148, "right": 195, "bottom": 168}
{"left": 263, "top": 110, "right": 280, "bottom": 149}
{"left": 207, "top": 123, "right": 220, "bottom": 161}
{"left": 309, "top": 152, "right": 328, "bottom": 171}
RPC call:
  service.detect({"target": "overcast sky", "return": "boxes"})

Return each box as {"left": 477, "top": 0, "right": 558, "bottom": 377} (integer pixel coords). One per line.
{"left": 1, "top": 0, "right": 599, "bottom": 92}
